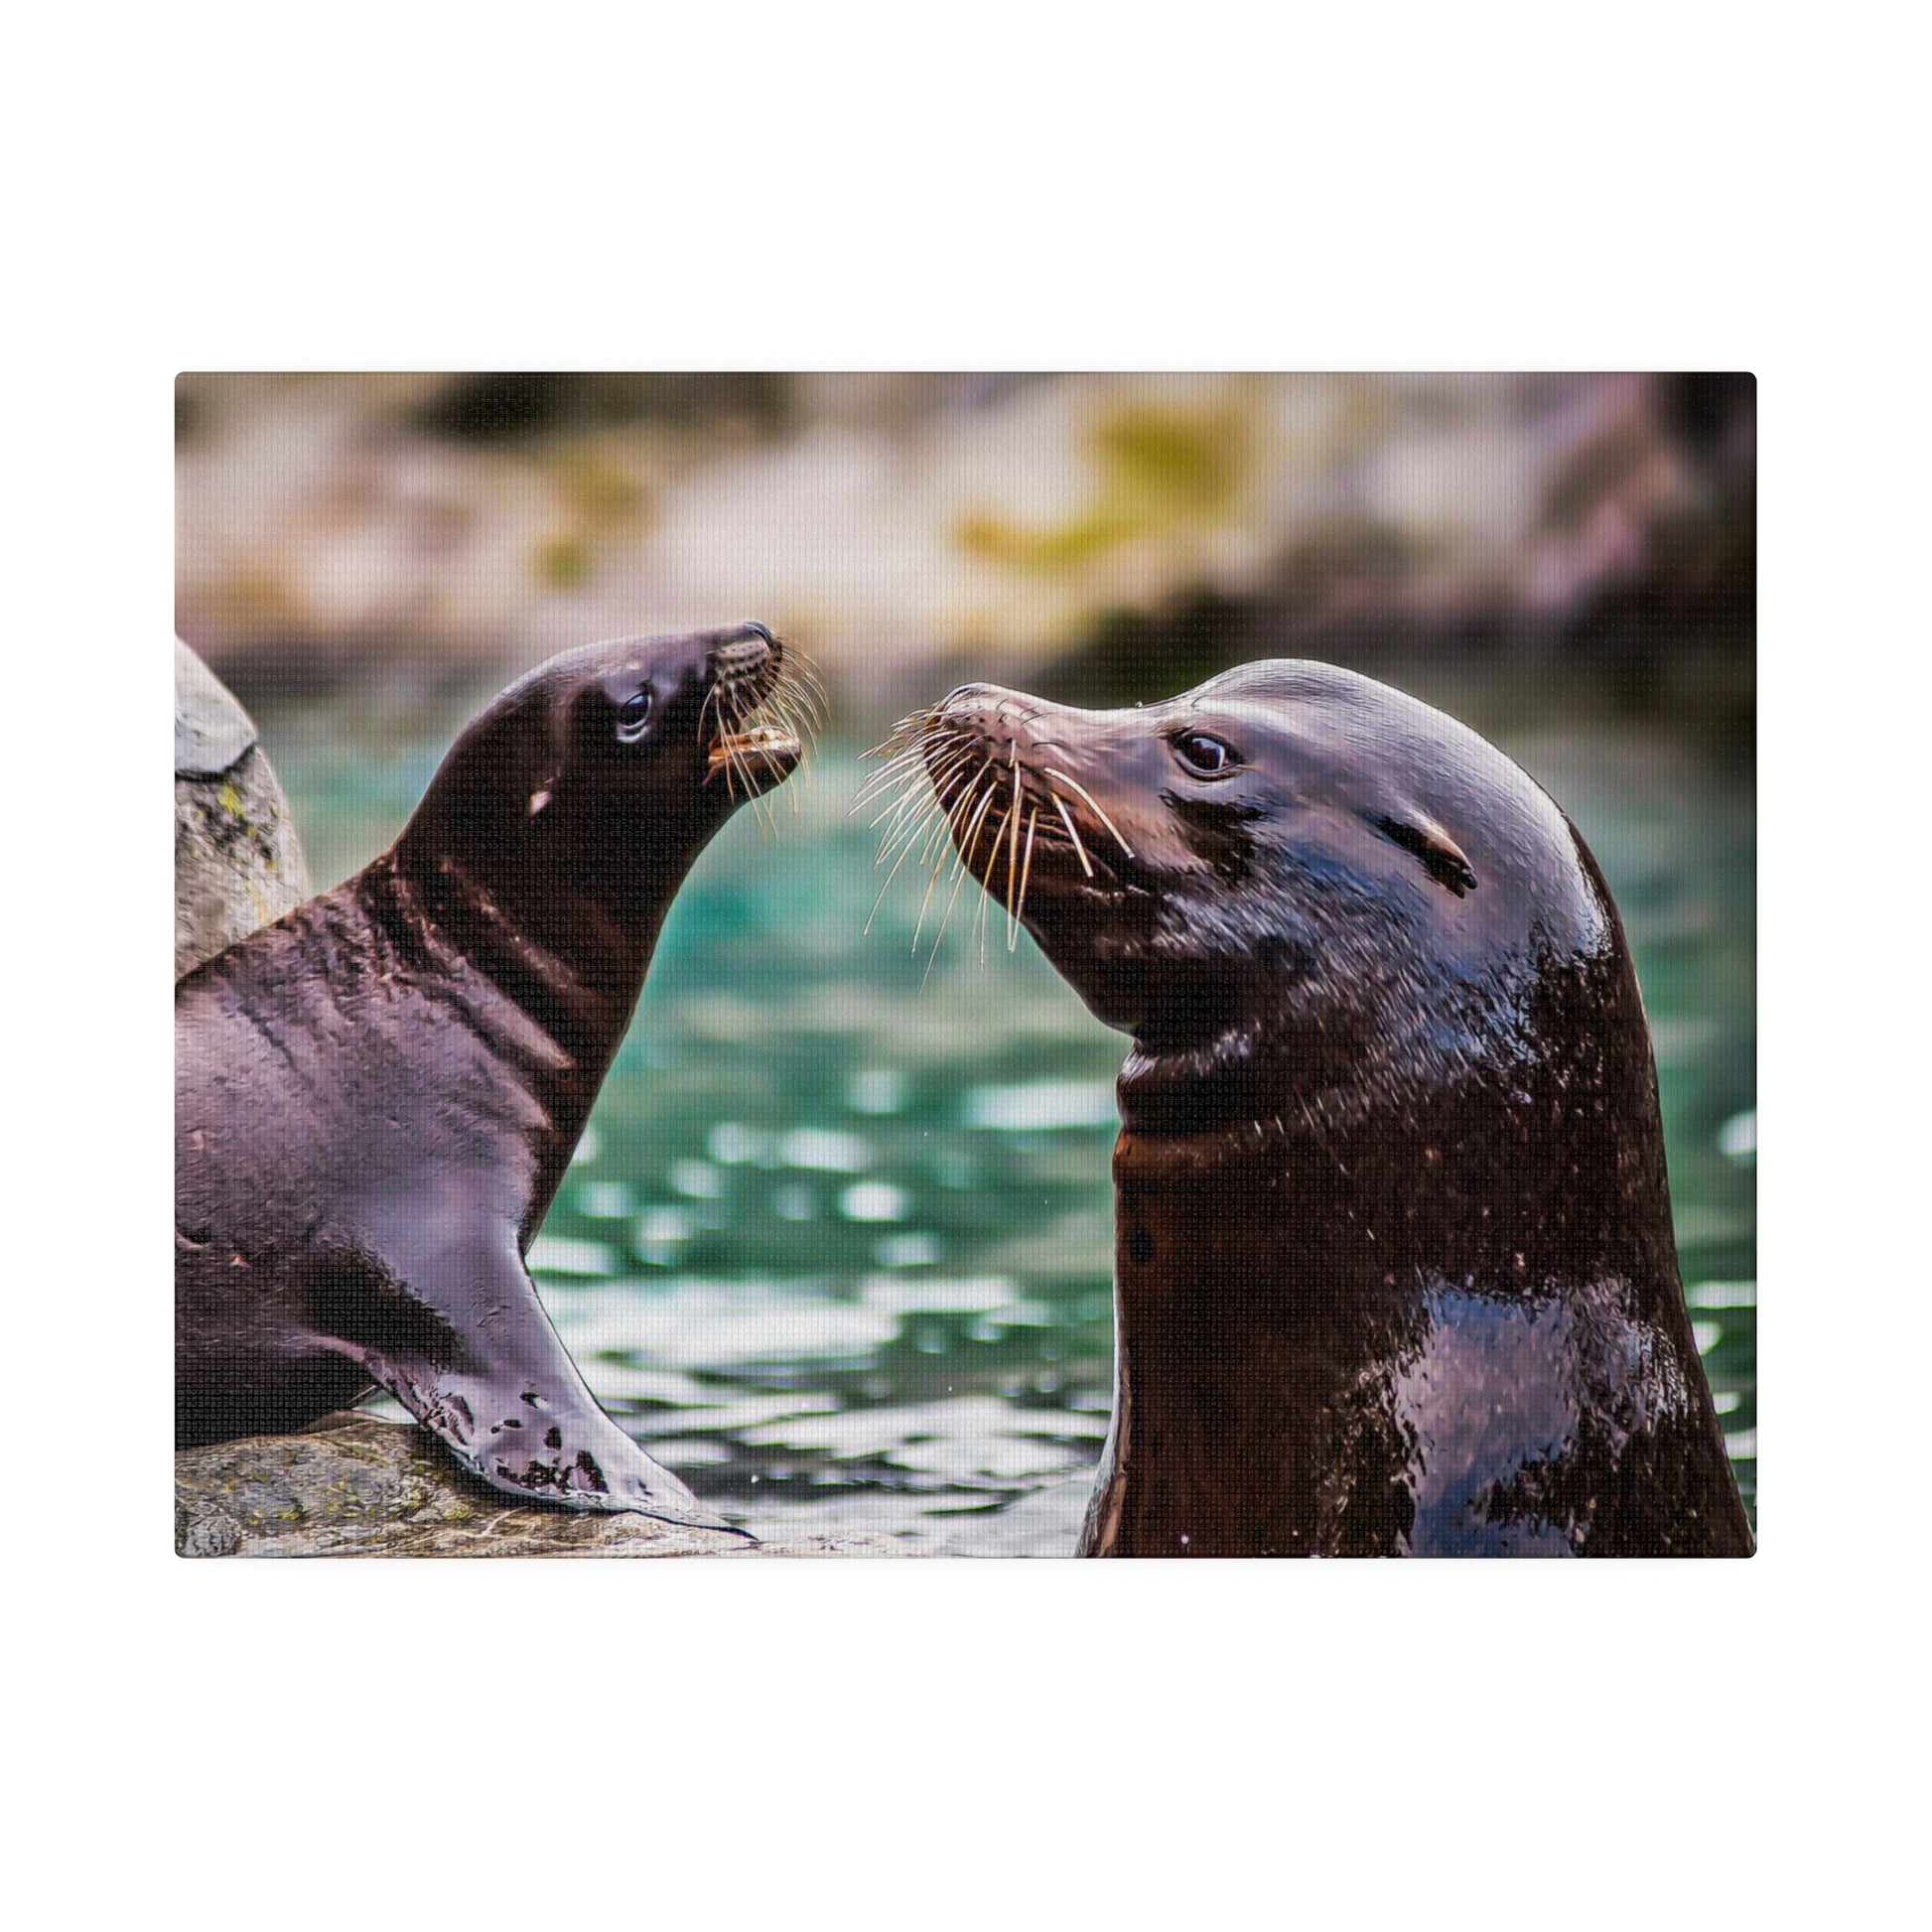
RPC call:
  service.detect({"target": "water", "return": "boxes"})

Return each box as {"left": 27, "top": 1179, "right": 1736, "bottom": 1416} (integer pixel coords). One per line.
{"left": 261, "top": 671, "right": 1755, "bottom": 1552}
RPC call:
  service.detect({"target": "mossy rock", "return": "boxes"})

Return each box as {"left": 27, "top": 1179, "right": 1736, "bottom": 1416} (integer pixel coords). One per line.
{"left": 175, "top": 638, "right": 312, "bottom": 979}
{"left": 175, "top": 1414, "right": 905, "bottom": 1558}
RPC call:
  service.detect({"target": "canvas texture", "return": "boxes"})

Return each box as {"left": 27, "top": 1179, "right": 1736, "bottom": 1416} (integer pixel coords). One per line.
{"left": 174, "top": 372, "right": 1756, "bottom": 1557}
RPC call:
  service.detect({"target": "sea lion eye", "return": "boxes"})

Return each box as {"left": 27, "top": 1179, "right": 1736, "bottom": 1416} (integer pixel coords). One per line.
{"left": 1173, "top": 731, "right": 1238, "bottom": 776}
{"left": 616, "top": 689, "right": 653, "bottom": 743}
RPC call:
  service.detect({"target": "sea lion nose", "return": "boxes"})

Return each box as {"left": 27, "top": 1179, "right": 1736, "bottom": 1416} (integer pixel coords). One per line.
{"left": 940, "top": 682, "right": 1005, "bottom": 716}
{"left": 710, "top": 621, "right": 776, "bottom": 676}
{"left": 706, "top": 624, "right": 774, "bottom": 685}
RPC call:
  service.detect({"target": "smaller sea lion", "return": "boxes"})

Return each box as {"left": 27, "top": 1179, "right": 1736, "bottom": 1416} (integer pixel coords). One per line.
{"left": 176, "top": 622, "right": 812, "bottom": 1529}
{"left": 875, "top": 661, "right": 1752, "bottom": 1557}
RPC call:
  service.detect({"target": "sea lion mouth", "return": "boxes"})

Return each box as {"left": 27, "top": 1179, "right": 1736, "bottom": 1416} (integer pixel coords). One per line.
{"left": 706, "top": 725, "right": 802, "bottom": 791}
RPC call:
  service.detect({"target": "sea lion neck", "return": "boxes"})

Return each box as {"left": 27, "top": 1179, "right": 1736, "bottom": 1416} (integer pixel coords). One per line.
{"left": 368, "top": 627, "right": 790, "bottom": 1216}
{"left": 390, "top": 800, "right": 690, "bottom": 989}
{"left": 1088, "top": 950, "right": 1734, "bottom": 1557}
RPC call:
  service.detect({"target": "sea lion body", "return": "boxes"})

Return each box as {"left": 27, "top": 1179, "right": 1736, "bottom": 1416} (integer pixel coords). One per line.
{"left": 904, "top": 660, "right": 1750, "bottom": 1556}
{"left": 176, "top": 623, "right": 806, "bottom": 1528}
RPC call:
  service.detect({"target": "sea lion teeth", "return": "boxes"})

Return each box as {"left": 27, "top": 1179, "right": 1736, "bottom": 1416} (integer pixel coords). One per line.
{"left": 707, "top": 725, "right": 802, "bottom": 770}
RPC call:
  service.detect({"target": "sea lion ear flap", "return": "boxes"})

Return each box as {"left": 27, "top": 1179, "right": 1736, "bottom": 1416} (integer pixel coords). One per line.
{"left": 525, "top": 682, "right": 575, "bottom": 817}
{"left": 1372, "top": 810, "right": 1478, "bottom": 897}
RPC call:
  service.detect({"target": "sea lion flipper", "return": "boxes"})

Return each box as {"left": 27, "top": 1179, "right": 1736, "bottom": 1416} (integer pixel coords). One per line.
{"left": 353, "top": 1231, "right": 749, "bottom": 1535}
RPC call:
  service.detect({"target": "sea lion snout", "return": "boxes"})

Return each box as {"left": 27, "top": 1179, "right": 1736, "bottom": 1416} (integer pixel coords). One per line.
{"left": 918, "top": 683, "right": 1148, "bottom": 880}
{"left": 700, "top": 621, "right": 810, "bottom": 794}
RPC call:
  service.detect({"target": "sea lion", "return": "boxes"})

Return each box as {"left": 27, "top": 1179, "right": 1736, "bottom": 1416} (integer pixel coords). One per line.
{"left": 882, "top": 660, "right": 1751, "bottom": 1556}
{"left": 176, "top": 622, "right": 811, "bottom": 1530}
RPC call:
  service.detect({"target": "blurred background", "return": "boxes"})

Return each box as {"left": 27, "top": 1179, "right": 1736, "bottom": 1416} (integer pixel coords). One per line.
{"left": 176, "top": 371, "right": 1755, "bottom": 1549}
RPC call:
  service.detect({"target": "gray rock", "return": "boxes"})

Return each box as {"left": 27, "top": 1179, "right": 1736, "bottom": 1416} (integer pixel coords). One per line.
{"left": 175, "top": 638, "right": 312, "bottom": 979}
{"left": 175, "top": 1414, "right": 907, "bottom": 1558}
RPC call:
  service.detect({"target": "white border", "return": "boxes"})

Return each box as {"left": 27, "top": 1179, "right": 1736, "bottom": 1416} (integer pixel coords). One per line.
{"left": 13, "top": 8, "right": 1917, "bottom": 1922}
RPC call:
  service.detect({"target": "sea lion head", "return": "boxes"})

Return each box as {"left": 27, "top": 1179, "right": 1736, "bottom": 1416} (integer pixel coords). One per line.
{"left": 396, "top": 621, "right": 814, "bottom": 926}
{"left": 906, "top": 659, "right": 1614, "bottom": 1128}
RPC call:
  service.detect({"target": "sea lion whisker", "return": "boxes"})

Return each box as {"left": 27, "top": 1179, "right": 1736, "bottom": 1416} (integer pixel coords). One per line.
{"left": 879, "top": 805, "right": 943, "bottom": 873}
{"left": 784, "top": 651, "right": 830, "bottom": 710}
{"left": 1040, "top": 768, "right": 1135, "bottom": 858}
{"left": 914, "top": 764, "right": 978, "bottom": 864}
{"left": 914, "top": 784, "right": 991, "bottom": 964}
{"left": 851, "top": 746, "right": 932, "bottom": 804}
{"left": 909, "top": 816, "right": 963, "bottom": 953}
{"left": 871, "top": 770, "right": 950, "bottom": 851}
{"left": 878, "top": 725, "right": 966, "bottom": 778}
{"left": 862, "top": 710, "right": 940, "bottom": 767}
{"left": 761, "top": 700, "right": 810, "bottom": 809}
{"left": 917, "top": 742, "right": 973, "bottom": 794}
{"left": 862, "top": 741, "right": 962, "bottom": 815}
{"left": 776, "top": 666, "right": 824, "bottom": 732}
{"left": 865, "top": 812, "right": 940, "bottom": 933}
{"left": 1050, "top": 791, "right": 1096, "bottom": 878}
{"left": 927, "top": 748, "right": 980, "bottom": 808}
{"left": 920, "top": 796, "right": 967, "bottom": 867}
{"left": 1004, "top": 760, "right": 1024, "bottom": 942}
{"left": 874, "top": 786, "right": 949, "bottom": 869}
{"left": 907, "top": 856, "right": 948, "bottom": 954}
{"left": 851, "top": 774, "right": 914, "bottom": 819}
{"left": 883, "top": 752, "right": 968, "bottom": 862}
{"left": 911, "top": 771, "right": 981, "bottom": 873}
{"left": 878, "top": 750, "right": 976, "bottom": 866}
{"left": 944, "top": 762, "right": 999, "bottom": 881}
{"left": 951, "top": 779, "right": 999, "bottom": 887}
{"left": 1012, "top": 806, "right": 1039, "bottom": 951}
{"left": 859, "top": 729, "right": 912, "bottom": 769}
{"left": 976, "top": 804, "right": 1014, "bottom": 968}
{"left": 868, "top": 780, "right": 934, "bottom": 831}
{"left": 921, "top": 850, "right": 978, "bottom": 984}
{"left": 858, "top": 755, "right": 925, "bottom": 807}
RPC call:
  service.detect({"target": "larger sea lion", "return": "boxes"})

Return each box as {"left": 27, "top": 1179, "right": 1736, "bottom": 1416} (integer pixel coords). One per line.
{"left": 176, "top": 622, "right": 811, "bottom": 1529}
{"left": 886, "top": 660, "right": 1751, "bottom": 1556}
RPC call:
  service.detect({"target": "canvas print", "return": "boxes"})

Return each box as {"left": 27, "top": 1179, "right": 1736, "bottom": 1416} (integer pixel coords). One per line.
{"left": 175, "top": 372, "right": 1755, "bottom": 1556}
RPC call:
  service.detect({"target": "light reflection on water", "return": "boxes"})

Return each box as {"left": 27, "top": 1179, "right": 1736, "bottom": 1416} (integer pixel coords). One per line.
{"left": 278, "top": 698, "right": 1755, "bottom": 1553}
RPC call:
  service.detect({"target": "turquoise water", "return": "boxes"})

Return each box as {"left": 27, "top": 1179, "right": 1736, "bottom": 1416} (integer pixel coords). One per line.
{"left": 263, "top": 674, "right": 1755, "bottom": 1551}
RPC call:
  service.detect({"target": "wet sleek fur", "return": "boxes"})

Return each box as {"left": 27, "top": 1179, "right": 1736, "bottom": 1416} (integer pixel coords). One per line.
{"left": 901, "top": 660, "right": 1751, "bottom": 1556}
{"left": 177, "top": 623, "right": 808, "bottom": 1530}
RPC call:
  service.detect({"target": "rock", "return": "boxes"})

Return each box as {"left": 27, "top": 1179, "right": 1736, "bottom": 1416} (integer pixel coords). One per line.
{"left": 175, "top": 638, "right": 311, "bottom": 979}
{"left": 175, "top": 1414, "right": 906, "bottom": 1558}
